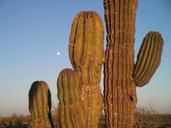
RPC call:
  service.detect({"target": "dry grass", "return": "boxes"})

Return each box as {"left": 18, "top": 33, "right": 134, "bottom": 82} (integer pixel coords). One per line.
{"left": 135, "top": 106, "right": 171, "bottom": 128}
{"left": 99, "top": 106, "right": 171, "bottom": 128}
{"left": 0, "top": 114, "right": 31, "bottom": 128}
{"left": 0, "top": 106, "right": 171, "bottom": 128}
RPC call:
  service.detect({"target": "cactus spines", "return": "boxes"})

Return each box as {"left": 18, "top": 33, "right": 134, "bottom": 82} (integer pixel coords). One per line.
{"left": 29, "top": 81, "right": 53, "bottom": 128}
{"left": 103, "top": 0, "right": 163, "bottom": 128}
{"left": 133, "top": 32, "right": 164, "bottom": 86}
{"left": 57, "top": 11, "right": 104, "bottom": 128}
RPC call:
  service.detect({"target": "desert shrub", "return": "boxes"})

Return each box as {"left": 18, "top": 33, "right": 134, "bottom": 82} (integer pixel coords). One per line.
{"left": 1, "top": 106, "right": 170, "bottom": 128}
{"left": 0, "top": 114, "right": 31, "bottom": 128}
{"left": 136, "top": 105, "right": 166, "bottom": 128}
{"left": 98, "top": 106, "right": 171, "bottom": 128}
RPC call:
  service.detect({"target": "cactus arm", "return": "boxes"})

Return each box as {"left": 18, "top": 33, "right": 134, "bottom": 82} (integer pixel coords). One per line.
{"left": 57, "top": 69, "right": 87, "bottom": 128}
{"left": 144, "top": 35, "right": 163, "bottom": 82}
{"left": 133, "top": 33, "right": 151, "bottom": 75}
{"left": 69, "top": 11, "right": 104, "bottom": 72}
{"left": 133, "top": 32, "right": 164, "bottom": 87}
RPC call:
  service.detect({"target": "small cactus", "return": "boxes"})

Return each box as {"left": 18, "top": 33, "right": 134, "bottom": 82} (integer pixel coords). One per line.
{"left": 29, "top": 81, "right": 53, "bottom": 128}
{"left": 103, "top": 0, "right": 164, "bottom": 127}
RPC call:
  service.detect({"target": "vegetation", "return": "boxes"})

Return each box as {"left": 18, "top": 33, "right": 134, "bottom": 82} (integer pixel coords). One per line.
{"left": 0, "top": 114, "right": 31, "bottom": 128}
{"left": 0, "top": 106, "right": 171, "bottom": 128}
{"left": 135, "top": 106, "right": 171, "bottom": 128}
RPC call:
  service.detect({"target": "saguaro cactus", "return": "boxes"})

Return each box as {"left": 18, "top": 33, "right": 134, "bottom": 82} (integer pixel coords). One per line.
{"left": 103, "top": 0, "right": 163, "bottom": 128}
{"left": 57, "top": 11, "right": 104, "bottom": 128}
{"left": 29, "top": 81, "right": 53, "bottom": 128}
{"left": 69, "top": 11, "right": 104, "bottom": 128}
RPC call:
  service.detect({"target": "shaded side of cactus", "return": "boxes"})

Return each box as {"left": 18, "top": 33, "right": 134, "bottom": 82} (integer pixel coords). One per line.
{"left": 69, "top": 11, "right": 104, "bottom": 128}
{"left": 29, "top": 81, "right": 53, "bottom": 128}
{"left": 103, "top": 0, "right": 164, "bottom": 128}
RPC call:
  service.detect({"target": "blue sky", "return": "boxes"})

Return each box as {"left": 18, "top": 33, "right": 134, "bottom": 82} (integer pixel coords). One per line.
{"left": 0, "top": 0, "right": 170, "bottom": 116}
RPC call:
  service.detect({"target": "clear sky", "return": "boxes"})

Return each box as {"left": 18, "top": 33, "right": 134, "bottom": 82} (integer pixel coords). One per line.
{"left": 0, "top": 0, "right": 170, "bottom": 116}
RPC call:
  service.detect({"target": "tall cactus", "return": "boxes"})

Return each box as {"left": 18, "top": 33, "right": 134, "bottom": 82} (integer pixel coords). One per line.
{"left": 57, "top": 11, "right": 104, "bottom": 128}
{"left": 103, "top": 0, "right": 164, "bottom": 128}
{"left": 29, "top": 81, "right": 53, "bottom": 128}
{"left": 69, "top": 11, "right": 104, "bottom": 127}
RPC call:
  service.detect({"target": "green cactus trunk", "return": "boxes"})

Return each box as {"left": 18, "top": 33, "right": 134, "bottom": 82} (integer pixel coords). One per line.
{"left": 57, "top": 11, "right": 104, "bottom": 128}
{"left": 29, "top": 81, "right": 53, "bottom": 128}
{"left": 103, "top": 0, "right": 163, "bottom": 128}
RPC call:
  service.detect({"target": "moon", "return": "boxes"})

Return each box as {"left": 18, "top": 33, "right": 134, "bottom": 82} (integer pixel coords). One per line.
{"left": 57, "top": 52, "right": 60, "bottom": 56}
